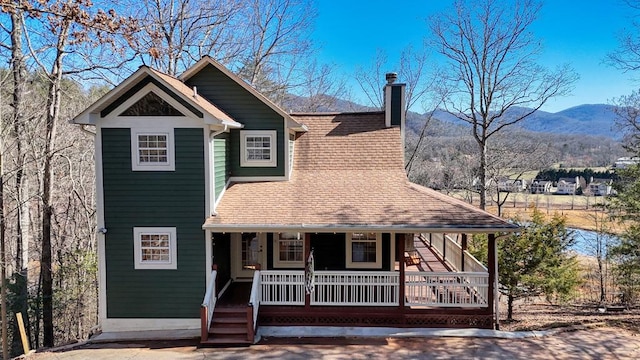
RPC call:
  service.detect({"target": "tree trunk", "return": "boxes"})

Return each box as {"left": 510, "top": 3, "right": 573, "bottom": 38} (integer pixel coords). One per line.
{"left": 507, "top": 294, "right": 514, "bottom": 321}
{"left": 41, "top": 46, "right": 64, "bottom": 348}
{"left": 478, "top": 140, "right": 488, "bottom": 210}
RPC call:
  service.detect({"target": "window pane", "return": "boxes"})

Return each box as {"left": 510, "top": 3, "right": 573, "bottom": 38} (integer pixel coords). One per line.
{"left": 352, "top": 241, "right": 376, "bottom": 263}
{"left": 138, "top": 134, "right": 169, "bottom": 164}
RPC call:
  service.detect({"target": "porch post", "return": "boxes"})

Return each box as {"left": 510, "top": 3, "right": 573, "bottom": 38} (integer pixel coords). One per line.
{"left": 305, "top": 233, "right": 311, "bottom": 309}
{"left": 487, "top": 233, "right": 496, "bottom": 328}
{"left": 461, "top": 234, "right": 468, "bottom": 271}
{"left": 398, "top": 233, "right": 405, "bottom": 310}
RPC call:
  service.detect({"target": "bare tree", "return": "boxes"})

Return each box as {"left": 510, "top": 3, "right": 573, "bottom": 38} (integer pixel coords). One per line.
{"left": 486, "top": 131, "right": 554, "bottom": 216}
{"left": 611, "top": 90, "right": 640, "bottom": 154}
{"left": 3, "top": 0, "right": 136, "bottom": 347}
{"left": 130, "top": 0, "right": 243, "bottom": 75}
{"left": 428, "top": 0, "right": 577, "bottom": 209}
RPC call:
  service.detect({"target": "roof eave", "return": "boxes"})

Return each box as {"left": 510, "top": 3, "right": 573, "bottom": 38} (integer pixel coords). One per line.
{"left": 202, "top": 223, "right": 520, "bottom": 234}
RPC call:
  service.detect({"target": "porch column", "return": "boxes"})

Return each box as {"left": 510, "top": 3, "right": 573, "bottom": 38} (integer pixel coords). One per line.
{"left": 487, "top": 233, "right": 496, "bottom": 328}
{"left": 305, "top": 233, "right": 311, "bottom": 309}
{"left": 398, "top": 233, "right": 405, "bottom": 310}
{"left": 461, "top": 234, "right": 468, "bottom": 271}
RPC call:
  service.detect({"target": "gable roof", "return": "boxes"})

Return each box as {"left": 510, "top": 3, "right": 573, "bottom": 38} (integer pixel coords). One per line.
{"left": 204, "top": 112, "right": 518, "bottom": 233}
{"left": 72, "top": 66, "right": 242, "bottom": 128}
{"left": 179, "top": 56, "right": 307, "bottom": 132}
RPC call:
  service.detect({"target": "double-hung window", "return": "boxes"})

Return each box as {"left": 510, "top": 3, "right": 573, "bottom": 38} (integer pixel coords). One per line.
{"left": 346, "top": 232, "right": 381, "bottom": 268}
{"left": 240, "top": 130, "right": 277, "bottom": 167}
{"left": 274, "top": 232, "right": 304, "bottom": 268}
{"left": 133, "top": 227, "right": 177, "bottom": 269}
{"left": 131, "top": 130, "right": 175, "bottom": 171}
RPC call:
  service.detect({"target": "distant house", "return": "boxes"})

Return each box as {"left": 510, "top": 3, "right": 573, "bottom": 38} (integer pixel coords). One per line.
{"left": 614, "top": 157, "right": 639, "bottom": 170}
{"left": 497, "top": 178, "right": 526, "bottom": 192}
{"left": 556, "top": 177, "right": 580, "bottom": 195}
{"left": 530, "top": 180, "right": 552, "bottom": 194}
{"left": 589, "top": 178, "right": 613, "bottom": 196}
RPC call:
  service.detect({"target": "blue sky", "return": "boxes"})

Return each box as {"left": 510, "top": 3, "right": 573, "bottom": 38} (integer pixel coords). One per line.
{"left": 312, "top": 0, "right": 638, "bottom": 113}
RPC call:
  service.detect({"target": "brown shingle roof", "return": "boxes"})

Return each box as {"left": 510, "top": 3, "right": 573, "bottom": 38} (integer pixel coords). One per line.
{"left": 204, "top": 112, "right": 517, "bottom": 233}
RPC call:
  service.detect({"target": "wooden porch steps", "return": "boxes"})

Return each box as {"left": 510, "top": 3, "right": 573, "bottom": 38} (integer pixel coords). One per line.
{"left": 201, "top": 306, "right": 252, "bottom": 347}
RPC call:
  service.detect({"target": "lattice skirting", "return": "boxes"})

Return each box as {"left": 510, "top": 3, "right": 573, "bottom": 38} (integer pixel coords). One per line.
{"left": 258, "top": 308, "right": 493, "bottom": 329}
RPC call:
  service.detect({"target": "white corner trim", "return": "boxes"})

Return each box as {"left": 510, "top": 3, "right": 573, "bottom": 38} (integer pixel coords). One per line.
{"left": 95, "top": 126, "right": 108, "bottom": 324}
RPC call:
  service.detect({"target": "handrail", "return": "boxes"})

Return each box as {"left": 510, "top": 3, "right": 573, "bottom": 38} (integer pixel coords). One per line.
{"left": 247, "top": 270, "right": 261, "bottom": 342}
{"left": 200, "top": 269, "right": 217, "bottom": 341}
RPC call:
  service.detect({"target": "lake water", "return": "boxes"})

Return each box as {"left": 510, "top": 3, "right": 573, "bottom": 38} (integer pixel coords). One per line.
{"left": 569, "top": 228, "right": 618, "bottom": 255}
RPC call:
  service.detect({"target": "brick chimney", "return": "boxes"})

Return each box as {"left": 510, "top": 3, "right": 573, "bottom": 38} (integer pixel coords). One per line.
{"left": 384, "top": 72, "right": 406, "bottom": 146}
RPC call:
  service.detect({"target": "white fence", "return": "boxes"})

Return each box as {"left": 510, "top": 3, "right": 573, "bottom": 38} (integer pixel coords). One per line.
{"left": 312, "top": 272, "right": 399, "bottom": 306}
{"left": 405, "top": 272, "right": 489, "bottom": 307}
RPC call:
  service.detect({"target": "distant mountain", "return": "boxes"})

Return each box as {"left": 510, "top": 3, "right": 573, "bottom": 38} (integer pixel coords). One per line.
{"left": 283, "top": 93, "right": 622, "bottom": 140}
{"left": 412, "top": 104, "right": 622, "bottom": 140}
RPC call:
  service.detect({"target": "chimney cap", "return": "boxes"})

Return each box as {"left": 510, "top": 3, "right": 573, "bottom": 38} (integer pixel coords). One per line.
{"left": 385, "top": 72, "right": 398, "bottom": 84}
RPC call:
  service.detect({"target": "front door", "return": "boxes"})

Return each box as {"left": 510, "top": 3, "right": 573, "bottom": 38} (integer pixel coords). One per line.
{"left": 231, "top": 232, "right": 265, "bottom": 279}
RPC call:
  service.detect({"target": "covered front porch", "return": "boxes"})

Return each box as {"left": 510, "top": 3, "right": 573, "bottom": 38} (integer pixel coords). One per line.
{"left": 200, "top": 232, "right": 498, "bottom": 345}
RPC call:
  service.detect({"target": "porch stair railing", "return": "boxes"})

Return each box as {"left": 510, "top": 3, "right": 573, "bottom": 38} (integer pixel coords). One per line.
{"left": 200, "top": 269, "right": 218, "bottom": 342}
{"left": 247, "top": 270, "right": 261, "bottom": 343}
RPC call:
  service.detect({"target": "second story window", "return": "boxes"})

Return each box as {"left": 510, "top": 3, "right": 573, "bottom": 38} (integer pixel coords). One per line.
{"left": 138, "top": 134, "right": 168, "bottom": 164}
{"left": 130, "top": 129, "right": 175, "bottom": 171}
{"left": 240, "top": 130, "right": 277, "bottom": 167}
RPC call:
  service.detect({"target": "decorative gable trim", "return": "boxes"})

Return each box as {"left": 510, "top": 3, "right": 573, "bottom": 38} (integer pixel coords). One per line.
{"left": 72, "top": 66, "right": 242, "bottom": 129}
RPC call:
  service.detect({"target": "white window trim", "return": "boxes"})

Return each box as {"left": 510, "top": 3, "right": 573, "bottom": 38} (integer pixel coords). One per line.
{"left": 240, "top": 130, "right": 277, "bottom": 167}
{"left": 273, "top": 232, "right": 305, "bottom": 268}
{"left": 131, "top": 129, "right": 175, "bottom": 171}
{"left": 134, "top": 227, "right": 177, "bottom": 270}
{"left": 346, "top": 232, "right": 382, "bottom": 269}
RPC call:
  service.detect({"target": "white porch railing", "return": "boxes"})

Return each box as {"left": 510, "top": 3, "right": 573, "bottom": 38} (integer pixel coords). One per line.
{"left": 405, "top": 271, "right": 488, "bottom": 307}
{"left": 444, "top": 235, "right": 463, "bottom": 270}
{"left": 201, "top": 269, "right": 217, "bottom": 331}
{"left": 248, "top": 270, "right": 261, "bottom": 339}
{"left": 261, "top": 271, "right": 305, "bottom": 305}
{"left": 464, "top": 250, "right": 488, "bottom": 273}
{"left": 259, "top": 270, "right": 488, "bottom": 308}
{"left": 312, "top": 271, "right": 399, "bottom": 306}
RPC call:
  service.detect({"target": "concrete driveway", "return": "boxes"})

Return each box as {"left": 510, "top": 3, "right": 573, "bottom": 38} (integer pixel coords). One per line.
{"left": 28, "top": 327, "right": 639, "bottom": 359}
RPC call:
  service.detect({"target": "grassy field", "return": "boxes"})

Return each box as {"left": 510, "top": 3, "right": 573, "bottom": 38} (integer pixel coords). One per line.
{"left": 450, "top": 191, "right": 624, "bottom": 234}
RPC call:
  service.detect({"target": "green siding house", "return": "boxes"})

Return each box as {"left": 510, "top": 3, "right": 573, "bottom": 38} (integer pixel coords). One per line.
{"left": 73, "top": 57, "right": 517, "bottom": 344}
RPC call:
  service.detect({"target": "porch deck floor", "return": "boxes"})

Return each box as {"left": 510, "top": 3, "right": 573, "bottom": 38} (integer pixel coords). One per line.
{"left": 218, "top": 282, "right": 252, "bottom": 306}
{"left": 402, "top": 236, "right": 451, "bottom": 272}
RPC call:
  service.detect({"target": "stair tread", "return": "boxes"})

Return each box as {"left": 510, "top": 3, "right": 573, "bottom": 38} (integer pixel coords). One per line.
{"left": 200, "top": 338, "right": 252, "bottom": 346}
{"left": 211, "top": 316, "right": 247, "bottom": 325}
{"left": 216, "top": 308, "right": 247, "bottom": 314}
{"left": 210, "top": 327, "right": 248, "bottom": 335}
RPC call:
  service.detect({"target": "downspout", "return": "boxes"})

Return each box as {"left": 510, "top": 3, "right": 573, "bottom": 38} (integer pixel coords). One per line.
{"left": 209, "top": 124, "right": 228, "bottom": 216}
